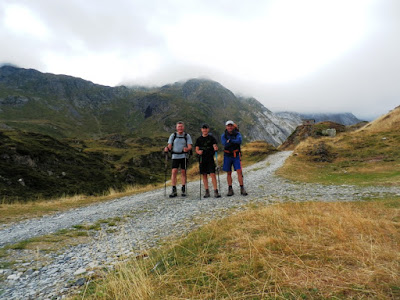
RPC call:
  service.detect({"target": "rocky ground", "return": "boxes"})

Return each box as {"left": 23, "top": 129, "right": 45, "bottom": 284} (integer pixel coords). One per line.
{"left": 1, "top": 151, "right": 399, "bottom": 299}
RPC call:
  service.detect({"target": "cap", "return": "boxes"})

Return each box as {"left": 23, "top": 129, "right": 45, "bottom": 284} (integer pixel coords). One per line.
{"left": 225, "top": 120, "right": 235, "bottom": 126}
{"left": 201, "top": 123, "right": 209, "bottom": 128}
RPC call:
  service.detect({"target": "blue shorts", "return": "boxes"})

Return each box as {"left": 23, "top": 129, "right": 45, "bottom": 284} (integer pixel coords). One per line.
{"left": 223, "top": 155, "right": 241, "bottom": 172}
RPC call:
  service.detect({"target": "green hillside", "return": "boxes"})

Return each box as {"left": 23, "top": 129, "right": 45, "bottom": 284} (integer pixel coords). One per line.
{"left": 0, "top": 129, "right": 166, "bottom": 202}
{"left": 0, "top": 66, "right": 267, "bottom": 141}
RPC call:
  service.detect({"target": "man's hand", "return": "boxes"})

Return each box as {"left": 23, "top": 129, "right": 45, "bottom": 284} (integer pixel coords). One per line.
{"left": 164, "top": 147, "right": 169, "bottom": 153}
{"left": 213, "top": 145, "right": 218, "bottom": 151}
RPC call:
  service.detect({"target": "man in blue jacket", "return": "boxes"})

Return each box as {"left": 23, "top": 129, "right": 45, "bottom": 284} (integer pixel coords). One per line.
{"left": 221, "top": 120, "right": 248, "bottom": 196}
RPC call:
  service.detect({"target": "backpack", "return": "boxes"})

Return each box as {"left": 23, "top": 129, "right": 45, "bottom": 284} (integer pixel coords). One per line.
{"left": 171, "top": 132, "right": 193, "bottom": 156}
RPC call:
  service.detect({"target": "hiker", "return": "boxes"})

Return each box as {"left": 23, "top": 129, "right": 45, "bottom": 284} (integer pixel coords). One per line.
{"left": 195, "top": 124, "right": 221, "bottom": 198}
{"left": 221, "top": 120, "right": 248, "bottom": 196}
{"left": 164, "top": 121, "right": 193, "bottom": 197}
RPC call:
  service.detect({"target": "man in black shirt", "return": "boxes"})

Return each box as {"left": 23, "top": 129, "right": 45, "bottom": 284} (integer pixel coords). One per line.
{"left": 195, "top": 124, "right": 221, "bottom": 198}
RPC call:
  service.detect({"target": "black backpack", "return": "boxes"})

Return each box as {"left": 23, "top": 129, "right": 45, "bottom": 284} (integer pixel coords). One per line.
{"left": 171, "top": 132, "right": 193, "bottom": 156}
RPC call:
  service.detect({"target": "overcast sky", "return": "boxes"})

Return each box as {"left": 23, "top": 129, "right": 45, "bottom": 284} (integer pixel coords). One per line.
{"left": 1, "top": 0, "right": 399, "bottom": 120}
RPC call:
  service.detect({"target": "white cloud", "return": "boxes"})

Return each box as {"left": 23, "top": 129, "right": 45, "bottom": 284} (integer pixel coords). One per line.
{"left": 3, "top": 4, "right": 49, "bottom": 39}
{"left": 0, "top": 0, "right": 399, "bottom": 120}
{"left": 162, "top": 0, "right": 375, "bottom": 83}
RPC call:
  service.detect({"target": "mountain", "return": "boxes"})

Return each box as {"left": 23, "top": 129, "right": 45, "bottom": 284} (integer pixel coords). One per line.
{"left": 0, "top": 65, "right": 134, "bottom": 138}
{"left": 276, "top": 112, "right": 362, "bottom": 126}
{"left": 0, "top": 66, "right": 298, "bottom": 146}
{"left": 298, "top": 112, "right": 362, "bottom": 125}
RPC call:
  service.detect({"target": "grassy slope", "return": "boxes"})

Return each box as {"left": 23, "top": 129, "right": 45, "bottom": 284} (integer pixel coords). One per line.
{"left": 0, "top": 130, "right": 123, "bottom": 202}
{"left": 277, "top": 107, "right": 400, "bottom": 186}
{"left": 80, "top": 198, "right": 400, "bottom": 299}
{"left": 0, "top": 130, "right": 169, "bottom": 204}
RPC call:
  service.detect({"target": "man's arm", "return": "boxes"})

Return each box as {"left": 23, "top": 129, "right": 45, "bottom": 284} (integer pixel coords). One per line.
{"left": 185, "top": 134, "right": 193, "bottom": 152}
{"left": 212, "top": 136, "right": 218, "bottom": 151}
{"left": 195, "top": 146, "right": 203, "bottom": 155}
{"left": 165, "top": 134, "right": 174, "bottom": 152}
{"left": 230, "top": 132, "right": 242, "bottom": 144}
{"left": 221, "top": 133, "right": 227, "bottom": 146}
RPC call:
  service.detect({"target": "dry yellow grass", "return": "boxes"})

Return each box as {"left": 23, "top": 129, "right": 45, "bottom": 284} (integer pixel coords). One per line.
{"left": 0, "top": 183, "right": 161, "bottom": 224}
{"left": 359, "top": 106, "right": 400, "bottom": 133}
{"left": 80, "top": 199, "right": 400, "bottom": 299}
{"left": 278, "top": 107, "right": 400, "bottom": 186}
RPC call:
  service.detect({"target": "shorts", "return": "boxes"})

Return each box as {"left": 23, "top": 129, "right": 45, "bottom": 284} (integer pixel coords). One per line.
{"left": 222, "top": 155, "right": 242, "bottom": 172}
{"left": 199, "top": 157, "right": 216, "bottom": 174}
{"left": 171, "top": 158, "right": 187, "bottom": 170}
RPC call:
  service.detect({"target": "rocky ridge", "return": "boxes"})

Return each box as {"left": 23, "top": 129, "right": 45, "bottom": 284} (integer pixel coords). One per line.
{"left": 276, "top": 111, "right": 362, "bottom": 125}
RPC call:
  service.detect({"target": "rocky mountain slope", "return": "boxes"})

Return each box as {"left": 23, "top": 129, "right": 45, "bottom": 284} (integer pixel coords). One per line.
{"left": 300, "top": 112, "right": 362, "bottom": 125}
{"left": 279, "top": 121, "right": 348, "bottom": 150}
{"left": 276, "top": 111, "right": 362, "bottom": 125}
{"left": 0, "top": 65, "right": 299, "bottom": 146}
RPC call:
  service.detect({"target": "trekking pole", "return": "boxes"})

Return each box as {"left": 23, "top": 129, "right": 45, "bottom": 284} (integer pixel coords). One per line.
{"left": 239, "top": 152, "right": 244, "bottom": 182}
{"left": 238, "top": 152, "right": 246, "bottom": 193}
{"left": 215, "top": 151, "right": 221, "bottom": 192}
{"left": 164, "top": 151, "right": 168, "bottom": 197}
{"left": 185, "top": 153, "right": 188, "bottom": 196}
{"left": 199, "top": 155, "right": 202, "bottom": 200}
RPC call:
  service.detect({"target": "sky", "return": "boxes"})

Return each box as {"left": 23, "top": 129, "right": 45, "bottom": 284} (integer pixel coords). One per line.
{"left": 1, "top": 0, "right": 399, "bottom": 120}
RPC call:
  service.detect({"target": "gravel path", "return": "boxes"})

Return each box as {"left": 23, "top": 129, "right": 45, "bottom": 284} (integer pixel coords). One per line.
{"left": 1, "top": 151, "right": 399, "bottom": 299}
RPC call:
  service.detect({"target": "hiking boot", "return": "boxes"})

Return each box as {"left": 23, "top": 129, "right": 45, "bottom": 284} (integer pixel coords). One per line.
{"left": 181, "top": 185, "right": 186, "bottom": 197}
{"left": 203, "top": 189, "right": 210, "bottom": 198}
{"left": 169, "top": 187, "right": 177, "bottom": 198}
{"left": 240, "top": 186, "right": 248, "bottom": 196}
{"left": 214, "top": 189, "right": 221, "bottom": 198}
{"left": 227, "top": 186, "right": 234, "bottom": 196}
